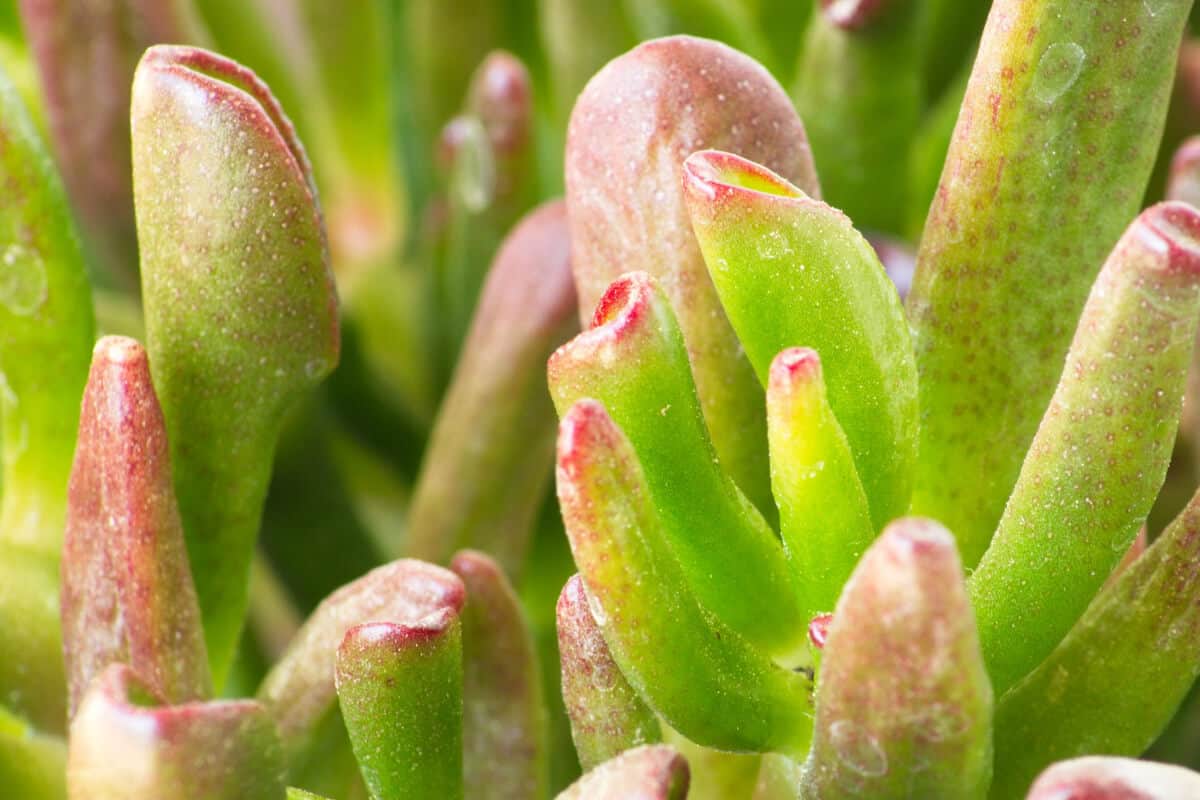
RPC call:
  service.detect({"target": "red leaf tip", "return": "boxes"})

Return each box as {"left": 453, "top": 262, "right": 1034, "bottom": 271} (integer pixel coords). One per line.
{"left": 682, "top": 149, "right": 802, "bottom": 206}
{"left": 808, "top": 613, "right": 834, "bottom": 649}
{"left": 589, "top": 272, "right": 654, "bottom": 330}
{"left": 769, "top": 347, "right": 823, "bottom": 389}
{"left": 1137, "top": 202, "right": 1200, "bottom": 276}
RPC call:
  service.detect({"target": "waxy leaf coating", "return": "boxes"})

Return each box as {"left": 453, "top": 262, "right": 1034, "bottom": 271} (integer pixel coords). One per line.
{"left": 132, "top": 45, "right": 339, "bottom": 685}
{"left": 557, "top": 574, "right": 661, "bottom": 770}
{"left": 556, "top": 399, "right": 813, "bottom": 755}
{"left": 549, "top": 272, "right": 804, "bottom": 657}
{"left": 991, "top": 485, "right": 1200, "bottom": 797}
{"left": 61, "top": 337, "right": 210, "bottom": 717}
{"left": 684, "top": 149, "right": 917, "bottom": 528}
{"left": 555, "top": 745, "right": 690, "bottom": 800}
{"left": 907, "top": 0, "right": 1192, "bottom": 564}
{"left": 970, "top": 202, "right": 1200, "bottom": 696}
{"left": 451, "top": 550, "right": 548, "bottom": 799}
{"left": 1026, "top": 757, "right": 1200, "bottom": 800}
{"left": 801, "top": 518, "right": 992, "bottom": 799}
{"left": 566, "top": 34, "right": 819, "bottom": 513}
{"left": 765, "top": 348, "right": 874, "bottom": 624}
{"left": 336, "top": 617, "right": 464, "bottom": 800}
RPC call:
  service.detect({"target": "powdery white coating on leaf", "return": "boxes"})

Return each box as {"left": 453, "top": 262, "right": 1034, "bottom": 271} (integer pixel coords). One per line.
{"left": 1027, "top": 757, "right": 1200, "bottom": 799}
{"left": 555, "top": 745, "right": 690, "bottom": 800}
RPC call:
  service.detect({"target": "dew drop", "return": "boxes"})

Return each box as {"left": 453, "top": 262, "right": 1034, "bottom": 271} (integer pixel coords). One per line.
{"left": 0, "top": 244, "right": 48, "bottom": 316}
{"left": 1032, "top": 42, "right": 1085, "bottom": 106}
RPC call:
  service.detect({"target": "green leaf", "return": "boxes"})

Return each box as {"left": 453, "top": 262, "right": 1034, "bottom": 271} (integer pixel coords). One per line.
{"left": 800, "top": 518, "right": 992, "bottom": 799}
{"left": 683, "top": 149, "right": 917, "bottom": 528}
{"left": 794, "top": 0, "right": 921, "bottom": 233}
{"left": 336, "top": 618, "right": 464, "bottom": 800}
{"left": 131, "top": 45, "right": 340, "bottom": 685}
{"left": 565, "top": 34, "right": 820, "bottom": 516}
{"left": 0, "top": 704, "right": 65, "bottom": 800}
{"left": 548, "top": 272, "right": 804, "bottom": 658}
{"left": 969, "top": 202, "right": 1200, "bottom": 695}
{"left": 555, "top": 745, "right": 690, "bottom": 800}
{"left": 990, "top": 485, "right": 1200, "bottom": 797}
{"left": 557, "top": 574, "right": 661, "bottom": 770}
{"left": 556, "top": 400, "right": 813, "bottom": 755}
{"left": 907, "top": 0, "right": 1192, "bottom": 565}
{"left": 0, "top": 60, "right": 94, "bottom": 557}
{"left": 17, "top": 0, "right": 207, "bottom": 284}
{"left": 258, "top": 561, "right": 464, "bottom": 767}
{"left": 765, "top": 347, "right": 874, "bottom": 623}
{"left": 68, "top": 664, "right": 285, "bottom": 800}
{"left": 61, "top": 337, "right": 210, "bottom": 717}
{"left": 407, "top": 201, "right": 577, "bottom": 573}
{"left": 451, "top": 550, "right": 548, "bottom": 799}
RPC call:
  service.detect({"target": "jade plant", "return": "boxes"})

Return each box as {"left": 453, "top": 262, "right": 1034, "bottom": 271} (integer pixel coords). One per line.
{"left": 6, "top": 0, "right": 1200, "bottom": 799}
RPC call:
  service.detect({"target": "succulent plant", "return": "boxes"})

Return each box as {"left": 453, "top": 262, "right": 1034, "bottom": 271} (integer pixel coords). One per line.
{"left": 5, "top": 0, "right": 1200, "bottom": 799}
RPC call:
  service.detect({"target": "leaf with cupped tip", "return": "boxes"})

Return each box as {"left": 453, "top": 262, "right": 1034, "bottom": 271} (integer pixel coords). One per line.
{"left": 0, "top": 61, "right": 94, "bottom": 557}
{"left": 683, "top": 149, "right": 917, "bottom": 529}
{"left": 794, "top": 0, "right": 921, "bottom": 234}
{"left": 907, "top": 0, "right": 1192, "bottom": 566}
{"left": 131, "top": 44, "right": 340, "bottom": 686}
{"left": 336, "top": 618, "right": 464, "bottom": 800}
{"left": 556, "top": 400, "right": 813, "bottom": 755}
{"left": 17, "top": 0, "right": 207, "bottom": 284}
{"left": 800, "top": 518, "right": 992, "bottom": 800}
{"left": 555, "top": 745, "right": 690, "bottom": 800}
{"left": 258, "top": 560, "right": 464, "bottom": 766}
{"left": 990, "top": 485, "right": 1200, "bottom": 798}
{"left": 67, "top": 664, "right": 285, "bottom": 800}
{"left": 557, "top": 573, "right": 661, "bottom": 770}
{"left": 451, "top": 550, "right": 548, "bottom": 799}
{"left": 407, "top": 200, "right": 577, "bottom": 574}
{"left": 565, "top": 34, "right": 820, "bottom": 516}
{"left": 1025, "top": 757, "right": 1200, "bottom": 800}
{"left": 61, "top": 336, "right": 210, "bottom": 718}
{"left": 970, "top": 202, "right": 1200, "bottom": 696}
{"left": 0, "top": 704, "right": 66, "bottom": 799}
{"left": 766, "top": 348, "right": 874, "bottom": 624}
{"left": 548, "top": 272, "right": 804, "bottom": 659}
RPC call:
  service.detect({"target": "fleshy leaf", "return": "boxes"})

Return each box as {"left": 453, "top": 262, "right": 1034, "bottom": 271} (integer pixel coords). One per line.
{"left": 1025, "top": 757, "right": 1200, "bottom": 800}
{"left": 68, "top": 664, "right": 285, "bottom": 800}
{"left": 0, "top": 544, "right": 63, "bottom": 732}
{"left": 451, "top": 550, "right": 547, "bottom": 799}
{"left": 0, "top": 60, "right": 94, "bottom": 556}
{"left": 336, "top": 617, "right": 464, "bottom": 800}
{"left": 683, "top": 149, "right": 917, "bottom": 528}
{"left": 17, "top": 0, "right": 207, "bottom": 282}
{"left": 800, "top": 518, "right": 992, "bottom": 799}
{"left": 565, "top": 34, "right": 819, "bottom": 514}
{"left": 61, "top": 336, "right": 210, "bottom": 717}
{"left": 437, "top": 51, "right": 538, "bottom": 357}
{"left": 131, "top": 45, "right": 340, "bottom": 684}
{"left": 555, "top": 745, "right": 690, "bottom": 800}
{"left": 795, "top": 0, "right": 921, "bottom": 233}
{"left": 969, "top": 202, "right": 1200, "bottom": 695}
{"left": 990, "top": 485, "right": 1200, "bottom": 797}
{"left": 557, "top": 573, "right": 661, "bottom": 770}
{"left": 548, "top": 272, "right": 804, "bottom": 658}
{"left": 907, "top": 0, "right": 1192, "bottom": 565}
{"left": 407, "top": 200, "right": 576, "bottom": 573}
{"left": 555, "top": 400, "right": 813, "bottom": 755}
{"left": 766, "top": 348, "right": 875, "bottom": 625}
{"left": 258, "top": 560, "right": 464, "bottom": 764}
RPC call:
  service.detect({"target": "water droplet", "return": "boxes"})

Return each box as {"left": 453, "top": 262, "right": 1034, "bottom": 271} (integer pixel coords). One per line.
{"left": 0, "top": 244, "right": 48, "bottom": 316}
{"left": 829, "top": 719, "right": 887, "bottom": 777}
{"left": 1142, "top": 0, "right": 1167, "bottom": 16}
{"left": 1032, "top": 42, "right": 1086, "bottom": 106}
{"left": 304, "top": 359, "right": 327, "bottom": 379}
